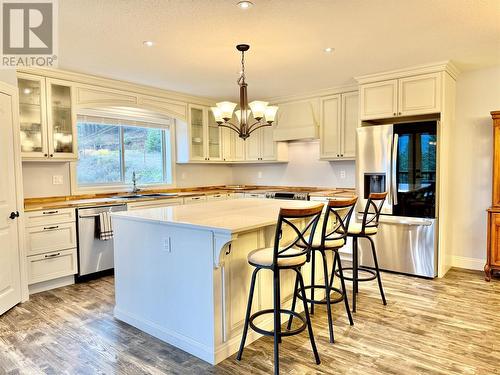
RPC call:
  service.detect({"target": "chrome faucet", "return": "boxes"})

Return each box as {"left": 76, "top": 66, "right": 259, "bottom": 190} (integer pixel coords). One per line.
{"left": 132, "top": 171, "right": 141, "bottom": 194}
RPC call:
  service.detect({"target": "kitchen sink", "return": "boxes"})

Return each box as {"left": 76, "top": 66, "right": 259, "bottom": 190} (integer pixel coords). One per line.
{"left": 111, "top": 195, "right": 145, "bottom": 199}
{"left": 140, "top": 193, "right": 179, "bottom": 197}
{"left": 111, "top": 193, "right": 178, "bottom": 200}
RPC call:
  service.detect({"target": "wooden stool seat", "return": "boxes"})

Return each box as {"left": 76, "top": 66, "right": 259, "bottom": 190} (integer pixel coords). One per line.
{"left": 248, "top": 247, "right": 307, "bottom": 268}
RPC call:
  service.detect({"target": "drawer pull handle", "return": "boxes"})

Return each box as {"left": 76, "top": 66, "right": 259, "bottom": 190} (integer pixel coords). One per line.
{"left": 43, "top": 226, "right": 59, "bottom": 230}
{"left": 44, "top": 252, "right": 61, "bottom": 258}
{"left": 192, "top": 197, "right": 200, "bottom": 200}
{"left": 43, "top": 211, "right": 58, "bottom": 215}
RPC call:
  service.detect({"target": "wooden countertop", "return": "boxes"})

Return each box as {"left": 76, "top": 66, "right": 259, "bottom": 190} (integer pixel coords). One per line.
{"left": 23, "top": 185, "right": 356, "bottom": 212}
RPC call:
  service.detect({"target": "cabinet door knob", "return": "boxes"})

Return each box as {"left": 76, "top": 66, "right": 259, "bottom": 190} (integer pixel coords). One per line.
{"left": 399, "top": 112, "right": 402, "bottom": 115}
{"left": 44, "top": 153, "right": 48, "bottom": 157}
{"left": 50, "top": 154, "right": 54, "bottom": 157}
{"left": 393, "top": 113, "right": 397, "bottom": 116}
{"left": 9, "top": 211, "right": 19, "bottom": 220}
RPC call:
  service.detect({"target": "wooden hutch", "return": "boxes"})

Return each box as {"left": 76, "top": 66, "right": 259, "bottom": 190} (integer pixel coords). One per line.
{"left": 486, "top": 110, "right": 500, "bottom": 281}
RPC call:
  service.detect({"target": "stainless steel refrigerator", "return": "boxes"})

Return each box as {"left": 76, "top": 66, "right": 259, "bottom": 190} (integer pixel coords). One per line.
{"left": 356, "top": 121, "right": 438, "bottom": 278}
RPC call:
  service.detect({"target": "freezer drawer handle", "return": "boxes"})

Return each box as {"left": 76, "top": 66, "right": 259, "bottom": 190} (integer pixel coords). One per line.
{"left": 44, "top": 252, "right": 61, "bottom": 258}
{"left": 43, "top": 225, "right": 59, "bottom": 231}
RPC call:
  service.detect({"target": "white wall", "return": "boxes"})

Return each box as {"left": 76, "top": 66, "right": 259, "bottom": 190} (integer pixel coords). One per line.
{"left": 449, "top": 65, "right": 500, "bottom": 269}
{"left": 231, "top": 140, "right": 356, "bottom": 188}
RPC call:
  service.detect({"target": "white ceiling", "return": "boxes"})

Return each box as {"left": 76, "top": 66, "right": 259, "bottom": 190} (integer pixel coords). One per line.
{"left": 59, "top": 0, "right": 500, "bottom": 100}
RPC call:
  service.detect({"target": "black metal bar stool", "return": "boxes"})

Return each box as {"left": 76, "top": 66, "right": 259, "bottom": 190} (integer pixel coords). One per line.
{"left": 287, "top": 197, "right": 357, "bottom": 344}
{"left": 338, "top": 192, "right": 387, "bottom": 312}
{"left": 236, "top": 203, "right": 324, "bottom": 375}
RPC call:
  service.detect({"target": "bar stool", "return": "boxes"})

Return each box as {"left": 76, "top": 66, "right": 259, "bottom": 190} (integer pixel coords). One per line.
{"left": 287, "top": 197, "right": 357, "bottom": 344}
{"left": 339, "top": 192, "right": 387, "bottom": 312}
{"left": 236, "top": 203, "right": 324, "bottom": 375}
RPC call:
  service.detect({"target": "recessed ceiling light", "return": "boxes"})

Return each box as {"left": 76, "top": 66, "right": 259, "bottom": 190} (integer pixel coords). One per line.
{"left": 324, "top": 47, "right": 334, "bottom": 53}
{"left": 237, "top": 1, "right": 254, "bottom": 9}
{"left": 143, "top": 41, "right": 155, "bottom": 47}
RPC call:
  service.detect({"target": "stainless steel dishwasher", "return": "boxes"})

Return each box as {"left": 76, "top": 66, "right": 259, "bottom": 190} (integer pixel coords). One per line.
{"left": 76, "top": 204, "right": 127, "bottom": 281}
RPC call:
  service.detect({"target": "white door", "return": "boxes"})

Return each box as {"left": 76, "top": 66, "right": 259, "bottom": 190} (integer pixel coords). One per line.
{"left": 398, "top": 73, "right": 441, "bottom": 116}
{"left": 319, "top": 94, "right": 341, "bottom": 159}
{"left": 359, "top": 79, "right": 398, "bottom": 120}
{"left": 0, "top": 91, "right": 22, "bottom": 315}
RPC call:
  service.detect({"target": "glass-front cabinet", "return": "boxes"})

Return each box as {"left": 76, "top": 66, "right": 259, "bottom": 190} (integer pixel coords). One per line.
{"left": 207, "top": 110, "right": 221, "bottom": 160}
{"left": 189, "top": 105, "right": 205, "bottom": 160}
{"left": 17, "top": 74, "right": 77, "bottom": 160}
{"left": 188, "top": 104, "right": 222, "bottom": 161}
{"left": 18, "top": 76, "right": 47, "bottom": 157}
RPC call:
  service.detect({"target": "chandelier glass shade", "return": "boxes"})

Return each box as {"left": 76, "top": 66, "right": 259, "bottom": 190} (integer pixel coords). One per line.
{"left": 211, "top": 44, "right": 278, "bottom": 140}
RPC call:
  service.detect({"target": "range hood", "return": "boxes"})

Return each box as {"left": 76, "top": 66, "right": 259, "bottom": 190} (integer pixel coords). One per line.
{"left": 273, "top": 98, "right": 319, "bottom": 141}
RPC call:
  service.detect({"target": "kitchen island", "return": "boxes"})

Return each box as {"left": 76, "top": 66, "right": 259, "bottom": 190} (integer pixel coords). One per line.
{"left": 111, "top": 199, "right": 328, "bottom": 364}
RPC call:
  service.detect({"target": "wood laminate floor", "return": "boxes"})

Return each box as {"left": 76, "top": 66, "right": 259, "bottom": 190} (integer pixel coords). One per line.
{"left": 0, "top": 268, "right": 499, "bottom": 375}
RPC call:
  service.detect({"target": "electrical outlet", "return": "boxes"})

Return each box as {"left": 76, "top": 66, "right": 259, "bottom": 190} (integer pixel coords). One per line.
{"left": 52, "top": 175, "right": 63, "bottom": 185}
{"left": 257, "top": 171, "right": 263, "bottom": 179}
{"left": 181, "top": 172, "right": 187, "bottom": 180}
{"left": 163, "top": 238, "right": 172, "bottom": 252}
{"left": 340, "top": 170, "right": 346, "bottom": 179}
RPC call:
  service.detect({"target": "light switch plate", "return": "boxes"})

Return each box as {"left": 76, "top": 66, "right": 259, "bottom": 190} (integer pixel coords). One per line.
{"left": 52, "top": 175, "right": 63, "bottom": 185}
{"left": 257, "top": 171, "right": 263, "bottom": 179}
{"left": 340, "top": 170, "right": 346, "bottom": 179}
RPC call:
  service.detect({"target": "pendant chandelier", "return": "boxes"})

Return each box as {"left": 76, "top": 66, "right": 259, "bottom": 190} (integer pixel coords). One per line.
{"left": 211, "top": 44, "right": 278, "bottom": 140}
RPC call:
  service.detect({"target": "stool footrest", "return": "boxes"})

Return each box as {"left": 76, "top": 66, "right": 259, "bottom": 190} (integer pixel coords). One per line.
{"left": 249, "top": 308, "right": 306, "bottom": 337}
{"left": 336, "top": 266, "right": 377, "bottom": 282}
{"left": 295, "top": 285, "right": 345, "bottom": 305}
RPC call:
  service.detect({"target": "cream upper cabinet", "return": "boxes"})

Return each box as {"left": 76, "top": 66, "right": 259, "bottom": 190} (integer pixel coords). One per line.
{"left": 319, "top": 91, "right": 358, "bottom": 160}
{"left": 18, "top": 74, "right": 77, "bottom": 160}
{"left": 245, "top": 127, "right": 262, "bottom": 161}
{"left": 360, "top": 73, "right": 441, "bottom": 120}
{"left": 207, "top": 109, "right": 222, "bottom": 161}
{"left": 177, "top": 104, "right": 224, "bottom": 162}
{"left": 261, "top": 124, "right": 277, "bottom": 161}
{"left": 221, "top": 126, "right": 245, "bottom": 162}
{"left": 360, "top": 80, "right": 398, "bottom": 120}
{"left": 341, "top": 91, "right": 359, "bottom": 158}
{"left": 319, "top": 94, "right": 341, "bottom": 159}
{"left": 189, "top": 105, "right": 206, "bottom": 161}
{"left": 18, "top": 75, "right": 48, "bottom": 158}
{"left": 398, "top": 73, "right": 441, "bottom": 116}
{"left": 46, "top": 78, "right": 78, "bottom": 159}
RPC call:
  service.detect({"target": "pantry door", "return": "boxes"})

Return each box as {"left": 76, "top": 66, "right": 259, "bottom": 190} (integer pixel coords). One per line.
{"left": 0, "top": 89, "right": 21, "bottom": 315}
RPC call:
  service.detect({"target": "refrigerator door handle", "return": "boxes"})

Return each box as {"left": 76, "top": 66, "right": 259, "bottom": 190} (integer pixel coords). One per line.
{"left": 391, "top": 134, "right": 399, "bottom": 206}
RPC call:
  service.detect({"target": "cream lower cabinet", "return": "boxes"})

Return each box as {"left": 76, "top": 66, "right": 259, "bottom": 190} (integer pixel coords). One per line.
{"left": 320, "top": 91, "right": 359, "bottom": 160}
{"left": 359, "top": 73, "right": 441, "bottom": 120}
{"left": 25, "top": 208, "right": 77, "bottom": 285}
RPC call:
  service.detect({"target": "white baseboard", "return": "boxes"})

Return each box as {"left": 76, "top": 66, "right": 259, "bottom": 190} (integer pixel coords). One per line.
{"left": 451, "top": 256, "right": 485, "bottom": 271}
{"left": 28, "top": 275, "right": 75, "bottom": 295}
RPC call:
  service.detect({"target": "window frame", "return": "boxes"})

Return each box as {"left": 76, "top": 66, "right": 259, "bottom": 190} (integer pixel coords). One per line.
{"left": 70, "top": 113, "right": 176, "bottom": 195}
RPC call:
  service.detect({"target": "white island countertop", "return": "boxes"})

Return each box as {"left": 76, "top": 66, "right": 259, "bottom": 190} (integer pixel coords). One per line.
{"left": 111, "top": 198, "right": 323, "bottom": 234}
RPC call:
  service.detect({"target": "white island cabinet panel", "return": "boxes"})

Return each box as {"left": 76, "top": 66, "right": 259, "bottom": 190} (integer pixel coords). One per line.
{"left": 111, "top": 199, "right": 327, "bottom": 365}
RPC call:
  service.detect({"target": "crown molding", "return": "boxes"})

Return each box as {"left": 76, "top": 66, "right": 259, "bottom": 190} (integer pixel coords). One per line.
{"left": 16, "top": 67, "right": 216, "bottom": 107}
{"left": 265, "top": 83, "right": 359, "bottom": 104}
{"left": 354, "top": 60, "right": 460, "bottom": 84}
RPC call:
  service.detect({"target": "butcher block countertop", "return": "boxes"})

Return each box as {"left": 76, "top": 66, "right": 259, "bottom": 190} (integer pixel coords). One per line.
{"left": 23, "top": 185, "right": 356, "bottom": 212}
